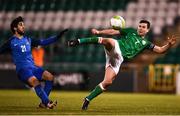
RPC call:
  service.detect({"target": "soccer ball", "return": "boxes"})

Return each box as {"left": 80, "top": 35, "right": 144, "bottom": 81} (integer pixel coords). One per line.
{"left": 110, "top": 16, "right": 126, "bottom": 30}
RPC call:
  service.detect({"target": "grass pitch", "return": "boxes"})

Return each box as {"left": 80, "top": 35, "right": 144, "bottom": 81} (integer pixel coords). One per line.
{"left": 0, "top": 90, "right": 180, "bottom": 115}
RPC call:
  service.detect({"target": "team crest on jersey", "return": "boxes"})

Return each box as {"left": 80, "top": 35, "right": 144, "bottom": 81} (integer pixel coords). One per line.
{"left": 142, "top": 40, "right": 146, "bottom": 45}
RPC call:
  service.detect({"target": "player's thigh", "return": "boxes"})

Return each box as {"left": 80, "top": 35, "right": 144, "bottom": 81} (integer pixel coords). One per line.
{"left": 102, "top": 38, "right": 115, "bottom": 51}
{"left": 18, "top": 68, "right": 39, "bottom": 87}
{"left": 42, "top": 70, "right": 54, "bottom": 81}
{"left": 33, "top": 66, "right": 46, "bottom": 81}
{"left": 103, "top": 66, "right": 117, "bottom": 83}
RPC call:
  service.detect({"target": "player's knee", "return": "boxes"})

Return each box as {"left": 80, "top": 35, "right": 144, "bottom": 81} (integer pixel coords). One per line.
{"left": 42, "top": 71, "right": 54, "bottom": 81}
{"left": 28, "top": 77, "right": 40, "bottom": 87}
{"left": 48, "top": 73, "right": 54, "bottom": 81}
{"left": 102, "top": 80, "right": 113, "bottom": 88}
{"left": 106, "top": 80, "right": 113, "bottom": 86}
{"left": 45, "top": 72, "right": 54, "bottom": 81}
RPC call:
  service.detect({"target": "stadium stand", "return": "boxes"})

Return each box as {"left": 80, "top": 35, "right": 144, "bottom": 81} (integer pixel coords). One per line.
{"left": 0, "top": 0, "right": 134, "bottom": 11}
{"left": 0, "top": 0, "right": 179, "bottom": 33}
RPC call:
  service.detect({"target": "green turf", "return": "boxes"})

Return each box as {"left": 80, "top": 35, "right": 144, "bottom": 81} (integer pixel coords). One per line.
{"left": 0, "top": 90, "right": 180, "bottom": 115}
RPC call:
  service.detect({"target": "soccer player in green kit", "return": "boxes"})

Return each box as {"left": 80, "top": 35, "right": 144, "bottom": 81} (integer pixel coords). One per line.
{"left": 67, "top": 20, "right": 176, "bottom": 110}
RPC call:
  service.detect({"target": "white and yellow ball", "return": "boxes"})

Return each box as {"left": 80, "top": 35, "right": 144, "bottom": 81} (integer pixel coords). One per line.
{"left": 110, "top": 16, "right": 126, "bottom": 30}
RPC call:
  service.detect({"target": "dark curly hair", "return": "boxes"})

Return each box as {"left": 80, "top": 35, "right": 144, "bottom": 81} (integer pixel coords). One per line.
{"left": 10, "top": 16, "right": 24, "bottom": 33}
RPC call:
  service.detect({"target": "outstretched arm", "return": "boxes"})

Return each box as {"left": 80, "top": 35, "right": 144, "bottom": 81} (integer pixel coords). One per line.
{"left": 91, "top": 28, "right": 120, "bottom": 35}
{"left": 153, "top": 35, "right": 177, "bottom": 53}
{"left": 32, "top": 29, "right": 68, "bottom": 47}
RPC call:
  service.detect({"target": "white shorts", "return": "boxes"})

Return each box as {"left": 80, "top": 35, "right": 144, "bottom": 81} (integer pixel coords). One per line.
{"left": 104, "top": 40, "right": 124, "bottom": 75}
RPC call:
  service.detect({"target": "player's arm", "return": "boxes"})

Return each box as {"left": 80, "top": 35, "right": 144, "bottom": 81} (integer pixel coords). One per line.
{"left": 153, "top": 35, "right": 176, "bottom": 53}
{"left": 91, "top": 28, "right": 120, "bottom": 35}
{"left": 0, "top": 40, "right": 11, "bottom": 54}
{"left": 31, "top": 29, "right": 68, "bottom": 47}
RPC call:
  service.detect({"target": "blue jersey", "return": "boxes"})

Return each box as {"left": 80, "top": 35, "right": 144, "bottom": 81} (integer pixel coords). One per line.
{"left": 10, "top": 36, "right": 34, "bottom": 71}
{"left": 0, "top": 35, "right": 59, "bottom": 72}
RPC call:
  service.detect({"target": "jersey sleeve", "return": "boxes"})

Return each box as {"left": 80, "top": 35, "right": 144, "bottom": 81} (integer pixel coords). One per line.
{"left": 31, "top": 35, "right": 58, "bottom": 47}
{"left": 31, "top": 38, "right": 40, "bottom": 47}
{"left": 145, "top": 41, "right": 155, "bottom": 50}
{"left": 119, "top": 28, "right": 136, "bottom": 35}
{"left": 0, "top": 40, "right": 11, "bottom": 54}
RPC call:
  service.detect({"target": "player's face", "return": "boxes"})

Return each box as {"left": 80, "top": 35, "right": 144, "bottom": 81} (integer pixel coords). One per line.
{"left": 16, "top": 22, "right": 25, "bottom": 35}
{"left": 137, "top": 23, "right": 149, "bottom": 37}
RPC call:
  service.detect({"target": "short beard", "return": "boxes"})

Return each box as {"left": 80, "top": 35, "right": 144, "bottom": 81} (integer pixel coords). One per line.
{"left": 17, "top": 29, "right": 24, "bottom": 36}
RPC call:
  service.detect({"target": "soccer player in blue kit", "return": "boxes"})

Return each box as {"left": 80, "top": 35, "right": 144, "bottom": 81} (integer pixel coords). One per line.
{"left": 0, "top": 16, "right": 68, "bottom": 109}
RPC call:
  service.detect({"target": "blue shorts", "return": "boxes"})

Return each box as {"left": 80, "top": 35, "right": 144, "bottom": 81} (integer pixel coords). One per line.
{"left": 17, "top": 66, "right": 44, "bottom": 86}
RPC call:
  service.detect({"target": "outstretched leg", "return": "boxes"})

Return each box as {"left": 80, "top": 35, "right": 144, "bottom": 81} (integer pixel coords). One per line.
{"left": 28, "top": 76, "right": 55, "bottom": 109}
{"left": 42, "top": 71, "right": 54, "bottom": 96}
{"left": 28, "top": 77, "right": 48, "bottom": 103}
{"left": 68, "top": 37, "right": 123, "bottom": 110}
{"left": 67, "top": 36, "right": 115, "bottom": 51}
{"left": 38, "top": 70, "right": 56, "bottom": 108}
{"left": 82, "top": 66, "right": 117, "bottom": 110}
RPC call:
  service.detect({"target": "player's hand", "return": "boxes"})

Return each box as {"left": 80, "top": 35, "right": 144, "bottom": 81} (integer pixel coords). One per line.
{"left": 57, "top": 29, "right": 69, "bottom": 38}
{"left": 91, "top": 29, "right": 99, "bottom": 35}
{"left": 167, "top": 35, "right": 177, "bottom": 46}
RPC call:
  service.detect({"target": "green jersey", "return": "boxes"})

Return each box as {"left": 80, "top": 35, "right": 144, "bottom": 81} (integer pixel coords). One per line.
{"left": 118, "top": 28, "right": 154, "bottom": 59}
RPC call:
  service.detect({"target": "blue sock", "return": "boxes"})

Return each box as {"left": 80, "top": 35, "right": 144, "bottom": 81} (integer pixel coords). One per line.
{"left": 34, "top": 84, "right": 49, "bottom": 105}
{"left": 44, "top": 80, "right": 53, "bottom": 96}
